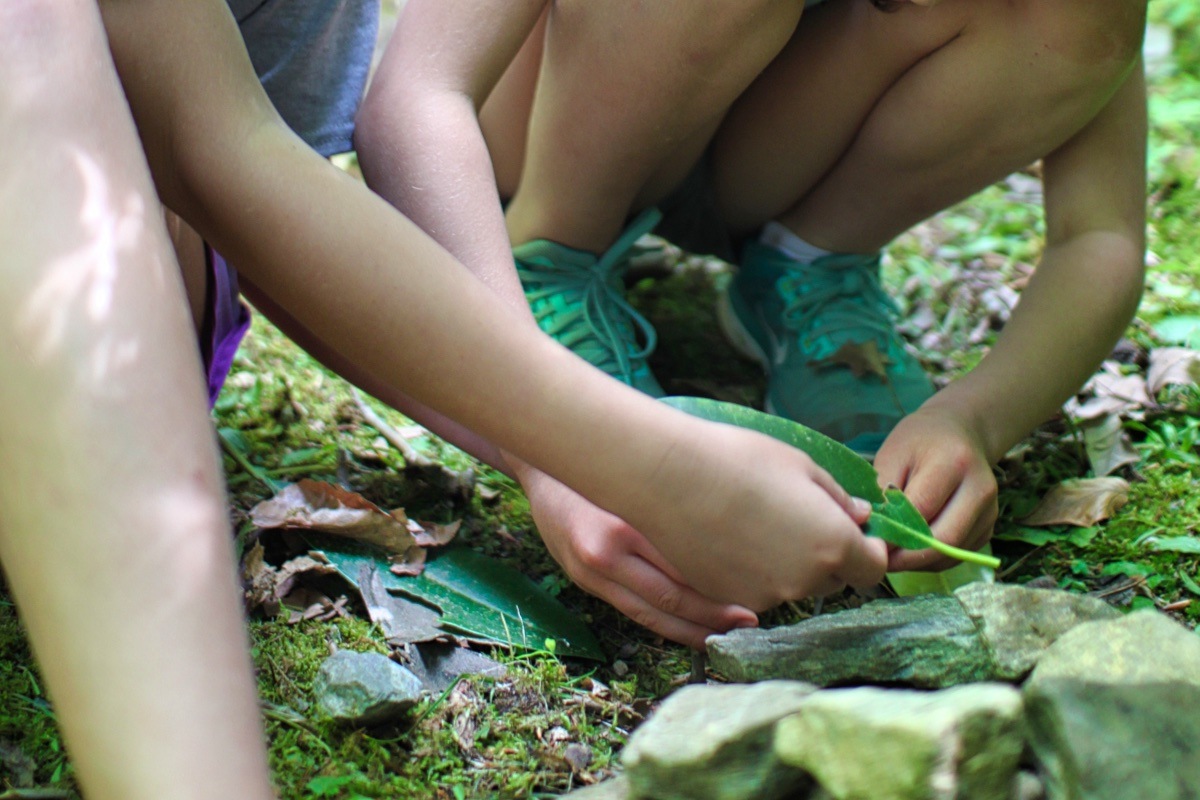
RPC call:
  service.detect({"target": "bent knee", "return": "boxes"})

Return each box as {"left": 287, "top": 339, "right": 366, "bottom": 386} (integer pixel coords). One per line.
{"left": 1023, "top": 0, "right": 1146, "bottom": 78}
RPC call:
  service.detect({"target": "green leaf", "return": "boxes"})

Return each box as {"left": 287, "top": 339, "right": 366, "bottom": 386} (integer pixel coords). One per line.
{"left": 1178, "top": 569, "right": 1200, "bottom": 598}
{"left": 1154, "top": 315, "right": 1200, "bottom": 346}
{"left": 306, "top": 776, "right": 358, "bottom": 798}
{"left": 661, "top": 397, "right": 1000, "bottom": 569}
{"left": 311, "top": 538, "right": 603, "bottom": 661}
{"left": 660, "top": 396, "right": 882, "bottom": 501}
{"left": 994, "top": 526, "right": 1072, "bottom": 547}
{"left": 1146, "top": 535, "right": 1200, "bottom": 554}
{"left": 887, "top": 549, "right": 995, "bottom": 597}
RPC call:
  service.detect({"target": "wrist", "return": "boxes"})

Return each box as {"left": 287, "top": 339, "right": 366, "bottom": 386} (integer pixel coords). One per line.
{"left": 917, "top": 386, "right": 1009, "bottom": 464}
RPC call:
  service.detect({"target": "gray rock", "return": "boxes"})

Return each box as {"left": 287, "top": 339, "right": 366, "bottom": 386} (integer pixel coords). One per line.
{"left": 707, "top": 595, "right": 993, "bottom": 688}
{"left": 623, "top": 681, "right": 816, "bottom": 800}
{"left": 953, "top": 583, "right": 1120, "bottom": 681}
{"left": 1025, "top": 610, "right": 1200, "bottom": 689}
{"left": 1024, "top": 678, "right": 1200, "bottom": 799}
{"left": 560, "top": 777, "right": 632, "bottom": 799}
{"left": 313, "top": 649, "right": 424, "bottom": 725}
{"left": 1015, "top": 771, "right": 1047, "bottom": 800}
{"left": 775, "top": 683, "right": 1024, "bottom": 800}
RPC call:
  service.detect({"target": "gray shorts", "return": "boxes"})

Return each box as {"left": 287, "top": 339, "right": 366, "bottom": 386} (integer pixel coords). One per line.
{"left": 228, "top": 0, "right": 379, "bottom": 157}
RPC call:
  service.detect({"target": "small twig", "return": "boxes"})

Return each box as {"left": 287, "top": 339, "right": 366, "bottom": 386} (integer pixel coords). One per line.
{"left": 1162, "top": 599, "right": 1193, "bottom": 612}
{"left": 218, "top": 430, "right": 283, "bottom": 493}
{"left": 996, "top": 544, "right": 1047, "bottom": 580}
{"left": 688, "top": 650, "right": 707, "bottom": 684}
{"left": 1089, "top": 574, "right": 1147, "bottom": 600}
{"left": 353, "top": 389, "right": 436, "bottom": 468}
{"left": 352, "top": 390, "right": 475, "bottom": 493}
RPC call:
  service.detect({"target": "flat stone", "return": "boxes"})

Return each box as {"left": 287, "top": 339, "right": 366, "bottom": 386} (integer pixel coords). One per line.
{"left": 1025, "top": 610, "right": 1200, "bottom": 689}
{"left": 313, "top": 649, "right": 424, "bottom": 725}
{"left": 560, "top": 777, "right": 632, "bottom": 799}
{"left": 775, "top": 683, "right": 1024, "bottom": 800}
{"left": 707, "top": 595, "right": 993, "bottom": 688}
{"left": 1024, "top": 678, "right": 1200, "bottom": 799}
{"left": 623, "top": 681, "right": 816, "bottom": 800}
{"left": 953, "top": 583, "right": 1120, "bottom": 681}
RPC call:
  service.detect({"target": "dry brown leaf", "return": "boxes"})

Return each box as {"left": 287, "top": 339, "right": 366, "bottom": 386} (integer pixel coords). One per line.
{"left": 1020, "top": 477, "right": 1131, "bottom": 528}
{"left": 389, "top": 546, "right": 428, "bottom": 577}
{"left": 250, "top": 479, "right": 420, "bottom": 557}
{"left": 357, "top": 564, "right": 445, "bottom": 645}
{"left": 1147, "top": 347, "right": 1200, "bottom": 394}
{"left": 413, "top": 519, "right": 462, "bottom": 548}
{"left": 812, "top": 340, "right": 891, "bottom": 379}
{"left": 1082, "top": 414, "right": 1141, "bottom": 477}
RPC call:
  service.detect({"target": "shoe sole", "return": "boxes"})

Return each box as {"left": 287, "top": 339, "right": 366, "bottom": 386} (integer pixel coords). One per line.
{"left": 716, "top": 285, "right": 881, "bottom": 460}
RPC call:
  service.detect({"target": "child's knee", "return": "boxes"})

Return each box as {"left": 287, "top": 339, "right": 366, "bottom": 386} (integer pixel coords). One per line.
{"left": 1021, "top": 0, "right": 1146, "bottom": 80}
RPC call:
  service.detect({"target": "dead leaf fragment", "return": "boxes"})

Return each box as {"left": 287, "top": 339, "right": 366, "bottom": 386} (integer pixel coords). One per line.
{"left": 1081, "top": 414, "right": 1141, "bottom": 477}
{"left": 813, "top": 340, "right": 891, "bottom": 379}
{"left": 1020, "top": 477, "right": 1131, "bottom": 528}
{"left": 357, "top": 564, "right": 445, "bottom": 646}
{"left": 412, "top": 520, "right": 461, "bottom": 548}
{"left": 389, "top": 546, "right": 428, "bottom": 577}
{"left": 250, "top": 480, "right": 420, "bottom": 557}
{"left": 1147, "top": 347, "right": 1200, "bottom": 394}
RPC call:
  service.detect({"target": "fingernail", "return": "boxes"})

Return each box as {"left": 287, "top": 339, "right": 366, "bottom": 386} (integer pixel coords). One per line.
{"left": 853, "top": 497, "right": 873, "bottom": 517}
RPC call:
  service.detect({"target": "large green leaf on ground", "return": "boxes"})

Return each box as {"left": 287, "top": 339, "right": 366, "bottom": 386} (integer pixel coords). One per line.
{"left": 310, "top": 537, "right": 604, "bottom": 660}
{"left": 661, "top": 396, "right": 1000, "bottom": 570}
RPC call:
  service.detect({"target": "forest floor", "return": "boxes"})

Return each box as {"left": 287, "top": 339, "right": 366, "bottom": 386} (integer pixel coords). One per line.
{"left": 2, "top": 4, "right": 1199, "bottom": 799}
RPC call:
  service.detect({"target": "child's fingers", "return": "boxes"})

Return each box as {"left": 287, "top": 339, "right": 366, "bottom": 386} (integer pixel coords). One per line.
{"left": 888, "top": 472, "right": 997, "bottom": 572}
{"left": 631, "top": 534, "right": 760, "bottom": 627}
{"left": 590, "top": 573, "right": 729, "bottom": 650}
{"left": 616, "top": 553, "right": 761, "bottom": 634}
{"left": 833, "top": 532, "right": 889, "bottom": 591}
{"left": 806, "top": 466, "right": 874, "bottom": 524}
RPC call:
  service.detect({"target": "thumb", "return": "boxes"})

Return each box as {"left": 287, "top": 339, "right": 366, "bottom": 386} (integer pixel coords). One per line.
{"left": 808, "top": 466, "right": 873, "bottom": 525}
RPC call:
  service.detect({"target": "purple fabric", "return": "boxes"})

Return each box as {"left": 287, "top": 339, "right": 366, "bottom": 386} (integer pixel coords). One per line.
{"left": 204, "top": 248, "right": 252, "bottom": 407}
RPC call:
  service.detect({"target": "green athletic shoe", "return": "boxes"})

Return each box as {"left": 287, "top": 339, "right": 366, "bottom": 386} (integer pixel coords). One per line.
{"left": 515, "top": 209, "right": 665, "bottom": 397}
{"left": 718, "top": 240, "right": 935, "bottom": 456}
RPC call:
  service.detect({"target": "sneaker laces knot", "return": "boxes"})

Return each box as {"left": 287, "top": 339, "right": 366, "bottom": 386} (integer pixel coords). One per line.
{"left": 778, "top": 253, "right": 901, "bottom": 357}
{"left": 519, "top": 209, "right": 662, "bottom": 382}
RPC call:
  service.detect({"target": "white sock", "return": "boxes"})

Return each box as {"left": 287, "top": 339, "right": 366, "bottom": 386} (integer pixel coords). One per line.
{"left": 759, "top": 221, "right": 832, "bottom": 264}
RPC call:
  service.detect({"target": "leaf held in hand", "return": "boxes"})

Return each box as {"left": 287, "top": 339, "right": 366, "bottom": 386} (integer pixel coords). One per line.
{"left": 660, "top": 397, "right": 999, "bottom": 568}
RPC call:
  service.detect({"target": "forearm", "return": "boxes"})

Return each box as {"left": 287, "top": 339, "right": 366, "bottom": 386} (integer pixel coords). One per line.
{"left": 355, "top": 0, "right": 547, "bottom": 307}
{"left": 0, "top": 6, "right": 273, "bottom": 798}
{"left": 927, "top": 231, "right": 1144, "bottom": 462}
{"left": 356, "top": 87, "right": 527, "bottom": 308}
{"left": 99, "top": 0, "right": 684, "bottom": 516}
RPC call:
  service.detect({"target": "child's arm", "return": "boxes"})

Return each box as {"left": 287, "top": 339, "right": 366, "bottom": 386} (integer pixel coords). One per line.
{"left": 100, "top": 0, "right": 887, "bottom": 612}
{"left": 876, "top": 62, "right": 1147, "bottom": 571}
{"left": 356, "top": 0, "right": 766, "bottom": 645}
{"left": 0, "top": 4, "right": 274, "bottom": 799}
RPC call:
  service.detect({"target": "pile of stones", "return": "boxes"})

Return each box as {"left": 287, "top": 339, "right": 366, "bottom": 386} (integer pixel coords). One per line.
{"left": 564, "top": 584, "right": 1200, "bottom": 800}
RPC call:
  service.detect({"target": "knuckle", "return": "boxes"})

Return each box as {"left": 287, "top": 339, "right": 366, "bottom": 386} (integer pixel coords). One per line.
{"left": 574, "top": 539, "right": 614, "bottom": 573}
{"left": 652, "top": 585, "right": 684, "bottom": 616}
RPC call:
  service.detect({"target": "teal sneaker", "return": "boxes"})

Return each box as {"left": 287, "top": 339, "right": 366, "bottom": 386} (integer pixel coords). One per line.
{"left": 515, "top": 209, "right": 665, "bottom": 397}
{"left": 718, "top": 240, "right": 935, "bottom": 455}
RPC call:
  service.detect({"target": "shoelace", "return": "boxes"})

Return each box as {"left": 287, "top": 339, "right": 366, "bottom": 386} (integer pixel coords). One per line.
{"left": 518, "top": 209, "right": 662, "bottom": 383}
{"left": 778, "top": 253, "right": 902, "bottom": 356}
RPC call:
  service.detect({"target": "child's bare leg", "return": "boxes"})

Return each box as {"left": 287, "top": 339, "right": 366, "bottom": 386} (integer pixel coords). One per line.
{"left": 0, "top": 4, "right": 273, "bottom": 799}
{"left": 501, "top": 0, "right": 808, "bottom": 251}
{"left": 713, "top": 0, "right": 1145, "bottom": 247}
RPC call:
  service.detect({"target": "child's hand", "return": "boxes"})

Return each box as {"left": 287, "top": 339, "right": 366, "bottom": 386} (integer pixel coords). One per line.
{"left": 631, "top": 422, "right": 889, "bottom": 612}
{"left": 518, "top": 470, "right": 758, "bottom": 650}
{"left": 873, "top": 404, "right": 998, "bottom": 572}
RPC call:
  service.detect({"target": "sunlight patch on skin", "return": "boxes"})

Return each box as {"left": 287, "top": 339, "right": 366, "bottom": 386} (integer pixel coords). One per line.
{"left": 131, "top": 481, "right": 232, "bottom": 608}
{"left": 17, "top": 147, "right": 146, "bottom": 389}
